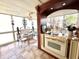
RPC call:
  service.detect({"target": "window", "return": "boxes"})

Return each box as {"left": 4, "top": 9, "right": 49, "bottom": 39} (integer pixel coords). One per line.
{"left": 25, "top": 18, "right": 37, "bottom": 35}
{"left": 12, "top": 16, "right": 24, "bottom": 40}
{"left": 32, "top": 19, "right": 37, "bottom": 30}
{"left": 0, "top": 14, "right": 13, "bottom": 45}
{"left": 0, "top": 33, "right": 13, "bottom": 45}
{"left": 0, "top": 14, "right": 12, "bottom": 32}
{"left": 13, "top": 16, "right": 23, "bottom": 31}
{"left": 65, "top": 13, "right": 78, "bottom": 26}
{"left": 54, "top": 16, "right": 64, "bottom": 28}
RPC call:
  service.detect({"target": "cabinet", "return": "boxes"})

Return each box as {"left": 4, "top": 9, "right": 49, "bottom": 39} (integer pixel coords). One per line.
{"left": 41, "top": 34, "right": 68, "bottom": 59}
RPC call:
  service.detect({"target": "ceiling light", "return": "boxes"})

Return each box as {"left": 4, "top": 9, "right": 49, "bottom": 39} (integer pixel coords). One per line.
{"left": 50, "top": 8, "right": 53, "bottom": 10}
{"left": 62, "top": 3, "right": 66, "bottom": 6}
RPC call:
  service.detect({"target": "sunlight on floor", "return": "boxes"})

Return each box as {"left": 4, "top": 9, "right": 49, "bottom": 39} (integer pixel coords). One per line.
{"left": 0, "top": 37, "right": 56, "bottom": 59}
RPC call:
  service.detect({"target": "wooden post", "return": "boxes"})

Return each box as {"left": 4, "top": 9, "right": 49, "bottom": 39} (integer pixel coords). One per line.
{"left": 36, "top": 6, "right": 42, "bottom": 49}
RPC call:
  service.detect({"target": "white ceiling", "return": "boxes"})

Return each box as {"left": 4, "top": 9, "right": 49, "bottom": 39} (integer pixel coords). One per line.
{"left": 48, "top": 9, "right": 78, "bottom": 18}
{"left": 1, "top": 0, "right": 78, "bottom": 19}
{"left": 0, "top": 0, "right": 49, "bottom": 19}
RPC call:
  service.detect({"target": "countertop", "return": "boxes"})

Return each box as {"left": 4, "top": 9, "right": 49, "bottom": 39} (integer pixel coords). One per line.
{"left": 45, "top": 34, "right": 67, "bottom": 43}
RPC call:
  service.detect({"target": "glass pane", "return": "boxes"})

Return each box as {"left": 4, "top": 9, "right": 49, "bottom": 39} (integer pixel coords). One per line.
{"left": 13, "top": 16, "right": 23, "bottom": 31}
{"left": 65, "top": 13, "right": 78, "bottom": 26}
{"left": 48, "top": 41, "right": 61, "bottom": 50}
{"left": 54, "top": 16, "right": 64, "bottom": 28}
{"left": 0, "top": 33, "right": 13, "bottom": 45}
{"left": 0, "top": 14, "right": 12, "bottom": 32}
{"left": 0, "top": 14, "right": 14, "bottom": 45}
{"left": 32, "top": 19, "right": 37, "bottom": 30}
{"left": 32, "top": 19, "right": 37, "bottom": 35}
{"left": 52, "top": 16, "right": 64, "bottom": 32}
{"left": 25, "top": 18, "right": 38, "bottom": 36}
{"left": 58, "top": 16, "right": 64, "bottom": 28}
{"left": 14, "top": 32, "right": 18, "bottom": 40}
{"left": 25, "top": 18, "right": 32, "bottom": 29}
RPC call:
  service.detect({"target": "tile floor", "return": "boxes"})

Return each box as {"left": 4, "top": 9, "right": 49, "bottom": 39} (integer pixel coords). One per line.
{"left": 0, "top": 38, "right": 56, "bottom": 59}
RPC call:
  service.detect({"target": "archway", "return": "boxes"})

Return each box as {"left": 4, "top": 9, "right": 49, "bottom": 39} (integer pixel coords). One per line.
{"left": 36, "top": 0, "right": 79, "bottom": 59}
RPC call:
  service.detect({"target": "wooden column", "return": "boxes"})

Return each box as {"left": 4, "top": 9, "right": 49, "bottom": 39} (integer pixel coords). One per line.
{"left": 36, "top": 6, "right": 42, "bottom": 49}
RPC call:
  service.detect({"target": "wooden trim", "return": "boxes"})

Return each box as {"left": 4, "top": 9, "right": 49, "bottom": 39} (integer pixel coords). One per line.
{"left": 67, "top": 39, "right": 71, "bottom": 59}
{"left": 36, "top": 0, "right": 79, "bottom": 16}
{"left": 39, "top": 0, "right": 62, "bottom": 14}
{"left": 37, "top": 8, "right": 41, "bottom": 49}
